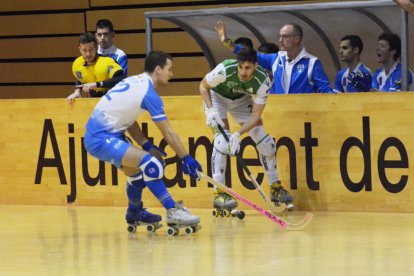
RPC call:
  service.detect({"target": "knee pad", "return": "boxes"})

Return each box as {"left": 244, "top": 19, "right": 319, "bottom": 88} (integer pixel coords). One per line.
{"left": 139, "top": 156, "right": 164, "bottom": 182}
{"left": 249, "top": 126, "right": 276, "bottom": 157}
{"left": 213, "top": 132, "right": 231, "bottom": 155}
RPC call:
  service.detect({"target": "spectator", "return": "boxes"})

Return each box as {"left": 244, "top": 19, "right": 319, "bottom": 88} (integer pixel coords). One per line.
{"left": 334, "top": 35, "right": 372, "bottom": 93}
{"left": 96, "top": 19, "right": 128, "bottom": 75}
{"left": 372, "top": 32, "right": 414, "bottom": 92}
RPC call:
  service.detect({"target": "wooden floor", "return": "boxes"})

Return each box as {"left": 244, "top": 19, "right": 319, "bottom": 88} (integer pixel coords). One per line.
{"left": 1, "top": 205, "right": 414, "bottom": 276}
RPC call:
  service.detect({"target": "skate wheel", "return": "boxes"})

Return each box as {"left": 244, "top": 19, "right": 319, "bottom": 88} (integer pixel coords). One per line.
{"left": 212, "top": 209, "right": 219, "bottom": 217}
{"left": 167, "top": 227, "right": 175, "bottom": 236}
{"left": 147, "top": 224, "right": 156, "bottom": 232}
{"left": 237, "top": 211, "right": 245, "bottom": 220}
{"left": 223, "top": 209, "right": 231, "bottom": 217}
{"left": 127, "top": 225, "right": 136, "bottom": 233}
{"left": 230, "top": 209, "right": 238, "bottom": 217}
{"left": 184, "top": 226, "right": 193, "bottom": 235}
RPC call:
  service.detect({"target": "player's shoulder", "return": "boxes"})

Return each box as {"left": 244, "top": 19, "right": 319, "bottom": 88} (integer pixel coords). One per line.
{"left": 221, "top": 59, "right": 237, "bottom": 68}
{"left": 255, "top": 65, "right": 270, "bottom": 79}
{"left": 97, "top": 55, "right": 118, "bottom": 64}
{"left": 336, "top": 67, "right": 348, "bottom": 76}
{"left": 73, "top": 56, "right": 85, "bottom": 67}
{"left": 114, "top": 46, "right": 127, "bottom": 57}
{"left": 358, "top": 63, "right": 372, "bottom": 74}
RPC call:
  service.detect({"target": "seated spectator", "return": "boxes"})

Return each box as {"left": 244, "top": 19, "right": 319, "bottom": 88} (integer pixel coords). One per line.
{"left": 334, "top": 35, "right": 372, "bottom": 93}
{"left": 372, "top": 32, "right": 414, "bottom": 92}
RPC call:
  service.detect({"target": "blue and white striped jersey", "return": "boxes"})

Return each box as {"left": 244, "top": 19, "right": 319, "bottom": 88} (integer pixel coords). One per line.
{"left": 98, "top": 44, "right": 128, "bottom": 75}
{"left": 372, "top": 62, "right": 414, "bottom": 92}
{"left": 85, "top": 73, "right": 166, "bottom": 135}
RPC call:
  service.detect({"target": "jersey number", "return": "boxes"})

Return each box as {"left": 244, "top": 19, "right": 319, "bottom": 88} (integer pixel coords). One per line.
{"left": 105, "top": 81, "right": 130, "bottom": 101}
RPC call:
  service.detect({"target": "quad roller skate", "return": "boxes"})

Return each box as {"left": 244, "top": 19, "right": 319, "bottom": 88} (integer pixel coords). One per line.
{"left": 270, "top": 181, "right": 294, "bottom": 210}
{"left": 212, "top": 191, "right": 245, "bottom": 220}
{"left": 166, "top": 201, "right": 201, "bottom": 236}
{"left": 126, "top": 204, "right": 163, "bottom": 233}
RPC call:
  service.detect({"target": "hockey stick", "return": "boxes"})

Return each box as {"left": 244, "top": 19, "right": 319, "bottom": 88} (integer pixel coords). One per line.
{"left": 199, "top": 172, "right": 313, "bottom": 230}
{"left": 216, "top": 125, "right": 286, "bottom": 213}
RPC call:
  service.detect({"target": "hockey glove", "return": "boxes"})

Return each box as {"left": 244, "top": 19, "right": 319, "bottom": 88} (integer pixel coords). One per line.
{"left": 229, "top": 132, "right": 241, "bottom": 155}
{"left": 347, "top": 71, "right": 370, "bottom": 92}
{"left": 205, "top": 107, "right": 225, "bottom": 128}
{"left": 182, "top": 155, "right": 202, "bottom": 180}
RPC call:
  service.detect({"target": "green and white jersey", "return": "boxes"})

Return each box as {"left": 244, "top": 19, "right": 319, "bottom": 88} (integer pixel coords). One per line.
{"left": 206, "top": 59, "right": 272, "bottom": 104}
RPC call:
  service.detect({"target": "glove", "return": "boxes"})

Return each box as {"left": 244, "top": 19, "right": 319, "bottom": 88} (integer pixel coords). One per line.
{"left": 229, "top": 132, "right": 241, "bottom": 155}
{"left": 347, "top": 71, "right": 370, "bottom": 92}
{"left": 182, "top": 155, "right": 202, "bottom": 180}
{"left": 142, "top": 141, "right": 167, "bottom": 167}
{"left": 205, "top": 107, "right": 224, "bottom": 128}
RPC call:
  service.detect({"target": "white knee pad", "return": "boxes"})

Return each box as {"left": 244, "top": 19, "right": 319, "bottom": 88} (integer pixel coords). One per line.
{"left": 249, "top": 126, "right": 276, "bottom": 157}
{"left": 249, "top": 126, "right": 278, "bottom": 184}
{"left": 139, "top": 156, "right": 164, "bottom": 182}
{"left": 212, "top": 132, "right": 231, "bottom": 185}
{"left": 213, "top": 132, "right": 231, "bottom": 155}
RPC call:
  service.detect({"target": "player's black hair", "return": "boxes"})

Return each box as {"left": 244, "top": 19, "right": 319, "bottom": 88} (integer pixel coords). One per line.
{"left": 341, "top": 35, "right": 364, "bottom": 54}
{"left": 144, "top": 51, "right": 173, "bottom": 73}
{"left": 79, "top": 32, "right": 97, "bottom": 45}
{"left": 378, "top": 32, "right": 401, "bottom": 60}
{"left": 234, "top": 37, "right": 254, "bottom": 49}
{"left": 96, "top": 19, "right": 114, "bottom": 32}
{"left": 258, "top": 42, "right": 279, "bottom": 54}
{"left": 237, "top": 47, "right": 257, "bottom": 64}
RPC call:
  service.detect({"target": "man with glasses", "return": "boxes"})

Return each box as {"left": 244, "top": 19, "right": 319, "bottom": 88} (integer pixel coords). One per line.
{"left": 216, "top": 21, "right": 332, "bottom": 94}
{"left": 96, "top": 19, "right": 128, "bottom": 75}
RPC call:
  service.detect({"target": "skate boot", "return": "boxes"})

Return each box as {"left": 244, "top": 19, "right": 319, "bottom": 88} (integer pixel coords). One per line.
{"left": 166, "top": 201, "right": 201, "bottom": 236}
{"left": 126, "top": 202, "right": 162, "bottom": 233}
{"left": 270, "top": 181, "right": 294, "bottom": 210}
{"left": 212, "top": 190, "right": 245, "bottom": 219}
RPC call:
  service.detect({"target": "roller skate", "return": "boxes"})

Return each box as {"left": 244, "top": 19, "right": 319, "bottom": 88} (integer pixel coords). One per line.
{"left": 126, "top": 202, "right": 162, "bottom": 233}
{"left": 212, "top": 190, "right": 245, "bottom": 220}
{"left": 166, "top": 201, "right": 201, "bottom": 236}
{"left": 270, "top": 181, "right": 294, "bottom": 210}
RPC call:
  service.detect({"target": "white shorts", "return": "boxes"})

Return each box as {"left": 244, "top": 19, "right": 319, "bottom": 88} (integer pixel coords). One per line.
{"left": 211, "top": 91, "right": 253, "bottom": 124}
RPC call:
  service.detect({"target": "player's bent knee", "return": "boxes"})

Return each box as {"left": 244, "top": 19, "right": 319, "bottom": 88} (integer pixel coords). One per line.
{"left": 214, "top": 133, "right": 230, "bottom": 155}
{"left": 138, "top": 156, "right": 164, "bottom": 182}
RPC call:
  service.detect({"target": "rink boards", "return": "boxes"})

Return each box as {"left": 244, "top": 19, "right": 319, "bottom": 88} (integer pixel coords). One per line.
{"left": 1, "top": 93, "right": 414, "bottom": 212}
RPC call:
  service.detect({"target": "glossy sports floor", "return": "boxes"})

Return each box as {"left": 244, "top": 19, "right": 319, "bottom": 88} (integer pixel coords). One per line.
{"left": 1, "top": 205, "right": 414, "bottom": 276}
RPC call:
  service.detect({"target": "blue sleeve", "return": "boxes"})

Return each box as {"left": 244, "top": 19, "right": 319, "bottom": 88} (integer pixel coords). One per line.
{"left": 312, "top": 60, "right": 332, "bottom": 93}
{"left": 118, "top": 55, "right": 128, "bottom": 76}
{"left": 257, "top": 52, "right": 278, "bottom": 71}
{"left": 140, "top": 85, "right": 167, "bottom": 122}
{"left": 334, "top": 71, "right": 344, "bottom": 92}
{"left": 233, "top": 44, "right": 243, "bottom": 54}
